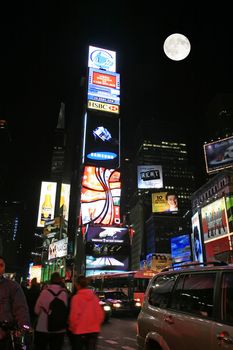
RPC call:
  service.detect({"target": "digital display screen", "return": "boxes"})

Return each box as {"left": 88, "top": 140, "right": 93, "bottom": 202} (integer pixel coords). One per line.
{"left": 170, "top": 234, "right": 192, "bottom": 264}
{"left": 86, "top": 226, "right": 129, "bottom": 244}
{"left": 82, "top": 112, "right": 120, "bottom": 169}
{"left": 85, "top": 255, "right": 129, "bottom": 275}
{"left": 80, "top": 166, "right": 121, "bottom": 226}
{"left": 201, "top": 197, "right": 228, "bottom": 242}
{"left": 191, "top": 212, "right": 204, "bottom": 263}
{"left": 204, "top": 136, "right": 233, "bottom": 174}
{"left": 88, "top": 68, "right": 120, "bottom": 106}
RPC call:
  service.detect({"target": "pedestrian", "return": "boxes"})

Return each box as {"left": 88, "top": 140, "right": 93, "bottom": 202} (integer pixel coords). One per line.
{"left": 26, "top": 277, "right": 41, "bottom": 327}
{"left": 0, "top": 255, "right": 31, "bottom": 350}
{"left": 34, "top": 272, "right": 68, "bottom": 350}
{"left": 68, "top": 275, "right": 104, "bottom": 350}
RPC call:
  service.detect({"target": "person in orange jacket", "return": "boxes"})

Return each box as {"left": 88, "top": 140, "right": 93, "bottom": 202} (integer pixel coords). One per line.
{"left": 68, "top": 275, "right": 104, "bottom": 350}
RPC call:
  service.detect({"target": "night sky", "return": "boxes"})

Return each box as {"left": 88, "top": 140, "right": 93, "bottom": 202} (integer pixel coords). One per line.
{"left": 1, "top": 3, "right": 233, "bottom": 204}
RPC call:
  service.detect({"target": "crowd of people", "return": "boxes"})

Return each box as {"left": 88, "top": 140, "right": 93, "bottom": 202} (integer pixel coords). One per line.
{"left": 0, "top": 255, "right": 104, "bottom": 350}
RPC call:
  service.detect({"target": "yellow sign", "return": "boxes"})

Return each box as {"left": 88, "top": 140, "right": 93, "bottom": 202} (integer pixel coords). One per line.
{"left": 88, "top": 100, "right": 119, "bottom": 114}
{"left": 152, "top": 192, "right": 169, "bottom": 213}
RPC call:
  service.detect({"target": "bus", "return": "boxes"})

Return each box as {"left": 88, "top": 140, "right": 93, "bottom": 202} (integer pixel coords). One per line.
{"left": 89, "top": 270, "right": 156, "bottom": 305}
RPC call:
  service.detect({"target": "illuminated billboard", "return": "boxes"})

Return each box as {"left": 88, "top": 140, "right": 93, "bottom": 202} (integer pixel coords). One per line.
{"left": 170, "top": 234, "right": 192, "bottom": 264}
{"left": 37, "top": 181, "right": 57, "bottom": 227}
{"left": 48, "top": 237, "right": 68, "bottom": 260}
{"left": 137, "top": 165, "right": 163, "bottom": 189}
{"left": 204, "top": 135, "right": 233, "bottom": 174}
{"left": 88, "top": 45, "right": 116, "bottom": 72}
{"left": 205, "top": 236, "right": 230, "bottom": 261}
{"left": 191, "top": 212, "right": 204, "bottom": 263}
{"left": 152, "top": 191, "right": 179, "bottom": 213}
{"left": 80, "top": 166, "right": 121, "bottom": 225}
{"left": 88, "top": 68, "right": 120, "bottom": 106}
{"left": 87, "top": 100, "right": 120, "bottom": 114}
{"left": 28, "top": 263, "right": 42, "bottom": 284}
{"left": 201, "top": 197, "right": 228, "bottom": 242}
{"left": 82, "top": 112, "right": 120, "bottom": 169}
{"left": 59, "top": 183, "right": 70, "bottom": 221}
{"left": 85, "top": 255, "right": 129, "bottom": 276}
{"left": 226, "top": 196, "right": 233, "bottom": 232}
{"left": 86, "top": 226, "right": 129, "bottom": 244}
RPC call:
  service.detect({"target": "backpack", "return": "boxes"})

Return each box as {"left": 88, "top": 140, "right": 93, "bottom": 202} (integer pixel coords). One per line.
{"left": 47, "top": 289, "right": 68, "bottom": 332}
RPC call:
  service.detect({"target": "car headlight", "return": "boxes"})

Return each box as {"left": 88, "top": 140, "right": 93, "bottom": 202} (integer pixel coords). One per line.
{"left": 112, "top": 302, "right": 121, "bottom": 308}
{"left": 135, "top": 302, "right": 141, "bottom": 307}
{"left": 103, "top": 305, "right": 111, "bottom": 312}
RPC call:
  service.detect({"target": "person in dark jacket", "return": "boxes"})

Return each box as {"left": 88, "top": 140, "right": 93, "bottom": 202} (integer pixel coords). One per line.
{"left": 68, "top": 275, "right": 104, "bottom": 350}
{"left": 0, "top": 255, "right": 31, "bottom": 350}
{"left": 26, "top": 277, "right": 41, "bottom": 326}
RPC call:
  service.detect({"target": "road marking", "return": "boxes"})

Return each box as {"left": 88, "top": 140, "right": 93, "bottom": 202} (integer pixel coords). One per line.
{"left": 105, "top": 339, "right": 118, "bottom": 344}
{"left": 121, "top": 346, "right": 137, "bottom": 350}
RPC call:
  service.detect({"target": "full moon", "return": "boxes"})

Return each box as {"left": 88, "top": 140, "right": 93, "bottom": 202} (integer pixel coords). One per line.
{"left": 163, "top": 33, "right": 191, "bottom": 61}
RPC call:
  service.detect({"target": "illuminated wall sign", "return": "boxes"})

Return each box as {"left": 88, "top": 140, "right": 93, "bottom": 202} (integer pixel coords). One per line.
{"left": 88, "top": 45, "right": 116, "bottom": 72}
{"left": 152, "top": 191, "right": 179, "bottom": 213}
{"left": 226, "top": 196, "right": 233, "bottom": 232}
{"left": 86, "top": 226, "right": 129, "bottom": 244}
{"left": 170, "top": 234, "right": 192, "bottom": 264}
{"left": 60, "top": 183, "right": 70, "bottom": 221}
{"left": 80, "top": 166, "right": 121, "bottom": 226}
{"left": 88, "top": 100, "right": 119, "bottom": 114}
{"left": 37, "top": 181, "right": 57, "bottom": 228}
{"left": 88, "top": 68, "right": 120, "bottom": 106}
{"left": 29, "top": 263, "right": 42, "bottom": 283}
{"left": 82, "top": 112, "right": 120, "bottom": 169}
{"left": 85, "top": 255, "right": 129, "bottom": 276}
{"left": 191, "top": 212, "right": 204, "bottom": 263}
{"left": 137, "top": 165, "right": 163, "bottom": 189}
{"left": 48, "top": 237, "right": 68, "bottom": 260}
{"left": 204, "top": 135, "right": 233, "bottom": 174}
{"left": 201, "top": 197, "right": 228, "bottom": 242}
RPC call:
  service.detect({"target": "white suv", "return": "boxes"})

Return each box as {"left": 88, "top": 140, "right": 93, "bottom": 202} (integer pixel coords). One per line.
{"left": 137, "top": 262, "right": 233, "bottom": 350}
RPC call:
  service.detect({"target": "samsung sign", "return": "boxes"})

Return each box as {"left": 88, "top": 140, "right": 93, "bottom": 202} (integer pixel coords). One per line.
{"left": 87, "top": 152, "right": 117, "bottom": 161}
{"left": 82, "top": 112, "right": 120, "bottom": 169}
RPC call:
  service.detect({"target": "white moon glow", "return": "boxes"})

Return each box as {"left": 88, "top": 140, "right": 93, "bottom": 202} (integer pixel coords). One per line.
{"left": 163, "top": 33, "right": 191, "bottom": 61}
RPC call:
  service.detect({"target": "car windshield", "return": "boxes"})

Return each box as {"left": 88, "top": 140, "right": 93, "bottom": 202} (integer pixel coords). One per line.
{"left": 104, "top": 291, "right": 128, "bottom": 299}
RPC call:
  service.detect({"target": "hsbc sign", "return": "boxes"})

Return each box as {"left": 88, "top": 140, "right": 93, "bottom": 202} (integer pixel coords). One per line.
{"left": 88, "top": 100, "right": 120, "bottom": 114}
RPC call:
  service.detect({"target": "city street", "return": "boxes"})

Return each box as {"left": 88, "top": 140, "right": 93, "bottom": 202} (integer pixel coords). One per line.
{"left": 63, "top": 316, "right": 138, "bottom": 350}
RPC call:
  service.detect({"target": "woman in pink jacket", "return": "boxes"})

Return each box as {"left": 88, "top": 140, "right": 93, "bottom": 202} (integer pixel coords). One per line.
{"left": 68, "top": 275, "right": 104, "bottom": 350}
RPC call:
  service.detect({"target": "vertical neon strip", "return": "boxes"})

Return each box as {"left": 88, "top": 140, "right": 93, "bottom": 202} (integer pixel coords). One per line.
{"left": 82, "top": 112, "right": 87, "bottom": 164}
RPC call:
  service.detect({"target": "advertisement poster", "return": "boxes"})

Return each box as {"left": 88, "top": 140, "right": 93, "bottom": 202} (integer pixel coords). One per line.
{"left": 203, "top": 135, "right": 233, "bottom": 174}
{"left": 137, "top": 165, "right": 163, "bottom": 189}
{"left": 59, "top": 183, "right": 70, "bottom": 221}
{"left": 82, "top": 112, "right": 120, "bottom": 169}
{"left": 201, "top": 197, "right": 228, "bottom": 242}
{"left": 146, "top": 253, "right": 172, "bottom": 272}
{"left": 152, "top": 191, "right": 178, "bottom": 213}
{"left": 225, "top": 196, "right": 233, "bottom": 233}
{"left": 191, "top": 212, "right": 204, "bottom": 263}
{"left": 170, "top": 234, "right": 192, "bottom": 264}
{"left": 37, "top": 181, "right": 57, "bottom": 228}
{"left": 205, "top": 236, "right": 230, "bottom": 261}
{"left": 80, "top": 166, "right": 121, "bottom": 225}
{"left": 48, "top": 237, "right": 68, "bottom": 260}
